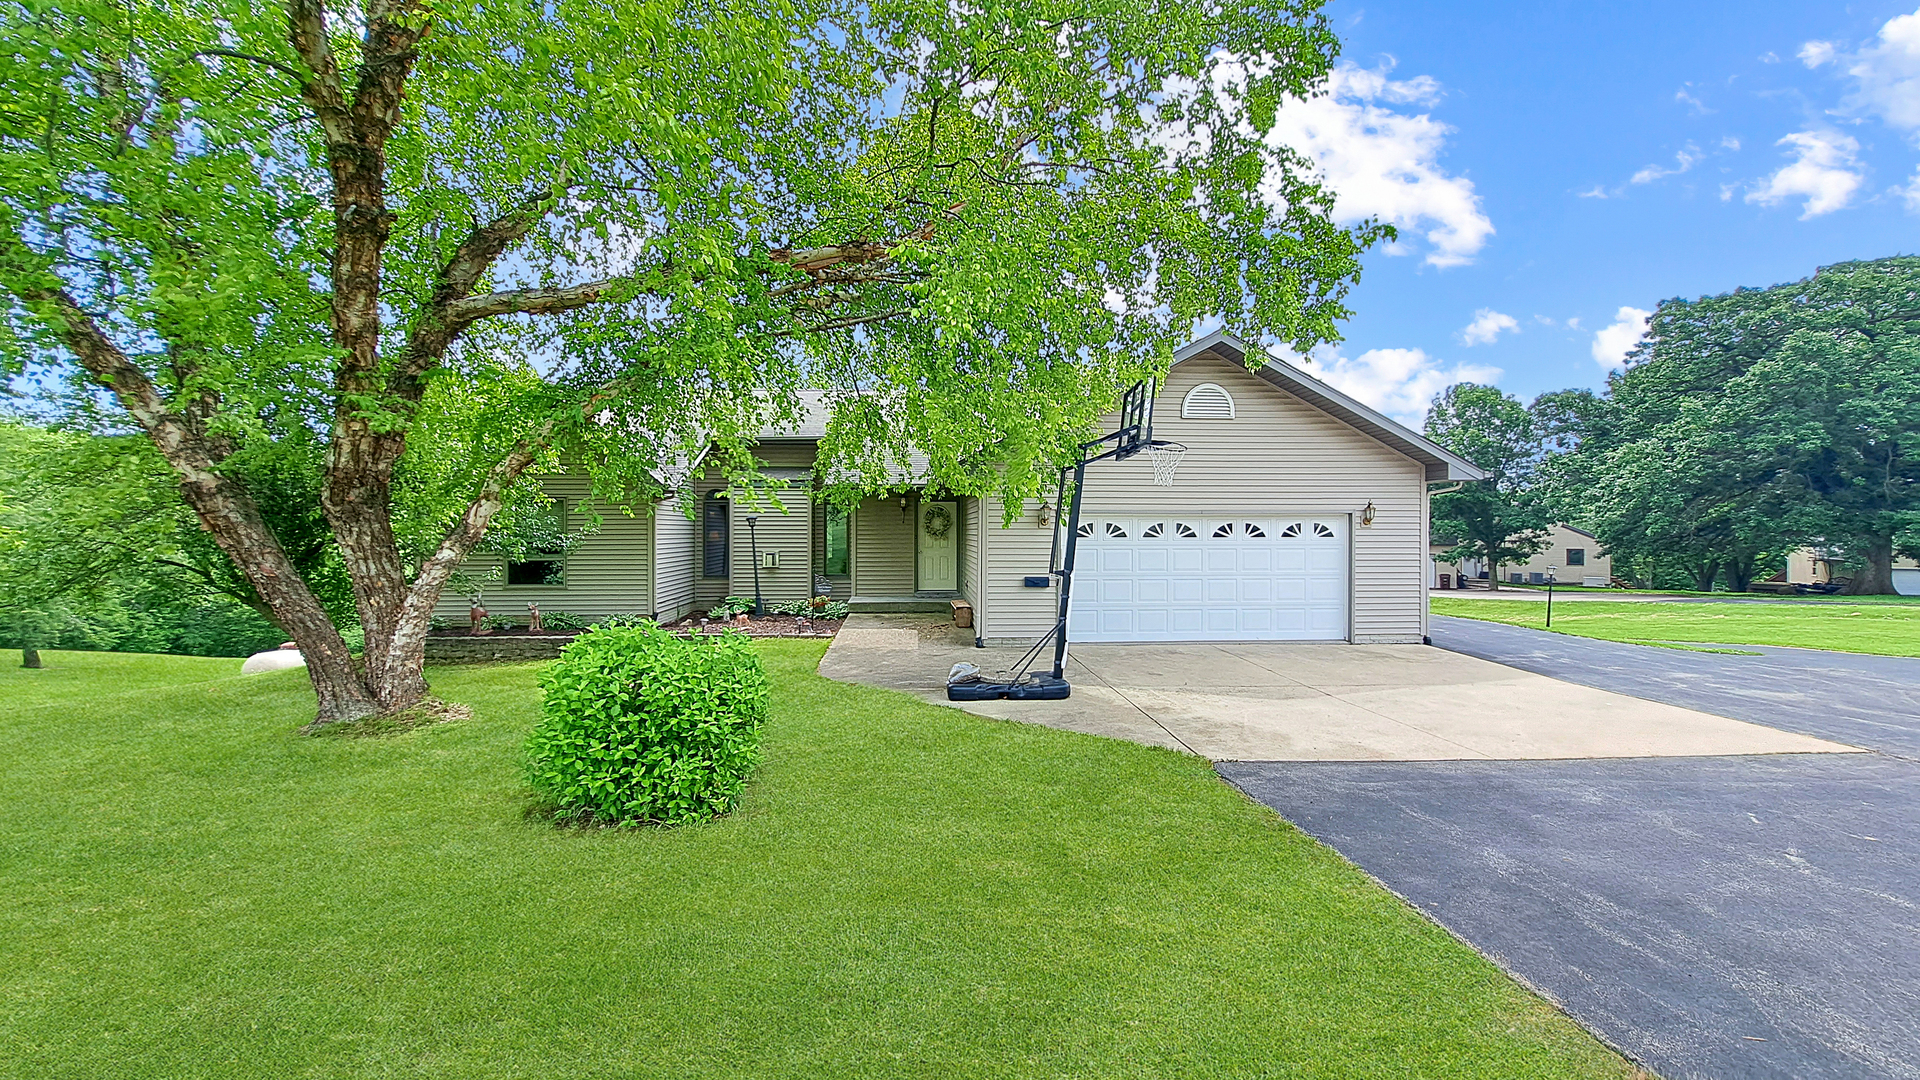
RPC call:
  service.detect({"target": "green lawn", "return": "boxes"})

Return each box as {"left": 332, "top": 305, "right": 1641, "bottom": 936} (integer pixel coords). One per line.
{"left": 1434, "top": 597, "right": 1920, "bottom": 657}
{"left": 0, "top": 649, "right": 1636, "bottom": 1079}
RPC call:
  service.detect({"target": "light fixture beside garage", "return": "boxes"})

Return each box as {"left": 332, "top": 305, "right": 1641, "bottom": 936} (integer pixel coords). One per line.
{"left": 1361, "top": 501, "right": 1376, "bottom": 527}
{"left": 1037, "top": 502, "right": 1053, "bottom": 527}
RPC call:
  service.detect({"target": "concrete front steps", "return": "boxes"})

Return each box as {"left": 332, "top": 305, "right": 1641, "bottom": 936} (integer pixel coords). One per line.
{"left": 849, "top": 594, "right": 960, "bottom": 614}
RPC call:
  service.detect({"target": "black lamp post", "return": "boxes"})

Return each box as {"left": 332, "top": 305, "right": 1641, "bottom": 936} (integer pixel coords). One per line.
{"left": 745, "top": 514, "right": 764, "bottom": 616}
{"left": 1546, "top": 564, "right": 1557, "bottom": 628}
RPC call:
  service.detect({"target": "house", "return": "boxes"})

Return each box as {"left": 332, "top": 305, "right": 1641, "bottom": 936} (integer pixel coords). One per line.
{"left": 1431, "top": 524, "right": 1611, "bottom": 589}
{"left": 1778, "top": 547, "right": 1920, "bottom": 596}
{"left": 437, "top": 331, "right": 1488, "bottom": 645}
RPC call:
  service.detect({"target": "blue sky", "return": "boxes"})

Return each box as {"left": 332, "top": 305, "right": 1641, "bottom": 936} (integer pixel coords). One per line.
{"left": 1269, "top": 1, "right": 1920, "bottom": 424}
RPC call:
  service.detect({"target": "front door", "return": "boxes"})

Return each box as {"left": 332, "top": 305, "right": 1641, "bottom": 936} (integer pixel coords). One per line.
{"left": 917, "top": 500, "right": 959, "bottom": 592}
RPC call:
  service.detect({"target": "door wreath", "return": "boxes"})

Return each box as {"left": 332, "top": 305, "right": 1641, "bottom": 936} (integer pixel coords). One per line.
{"left": 922, "top": 504, "right": 954, "bottom": 540}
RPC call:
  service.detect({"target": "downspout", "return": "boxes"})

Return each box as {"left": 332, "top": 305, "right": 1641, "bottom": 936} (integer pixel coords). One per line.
{"left": 974, "top": 496, "right": 987, "bottom": 648}
{"left": 1423, "top": 481, "right": 1463, "bottom": 644}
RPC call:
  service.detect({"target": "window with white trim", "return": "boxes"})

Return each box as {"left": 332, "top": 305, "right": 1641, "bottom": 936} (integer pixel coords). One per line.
{"left": 1181, "top": 382, "right": 1235, "bottom": 419}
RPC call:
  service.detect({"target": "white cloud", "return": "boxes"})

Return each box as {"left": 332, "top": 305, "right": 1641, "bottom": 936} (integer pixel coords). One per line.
{"left": 1566, "top": 316, "right": 1583, "bottom": 331}
{"left": 1760, "top": 51, "right": 1782, "bottom": 64}
{"left": 1459, "top": 308, "right": 1520, "bottom": 346}
{"left": 1591, "top": 307, "right": 1651, "bottom": 371}
{"left": 1577, "top": 184, "right": 1610, "bottom": 199}
{"left": 1800, "top": 40, "right": 1839, "bottom": 68}
{"left": 1631, "top": 143, "right": 1702, "bottom": 185}
{"left": 1837, "top": 10, "right": 1920, "bottom": 134}
{"left": 1675, "top": 88, "right": 1712, "bottom": 115}
{"left": 1899, "top": 168, "right": 1920, "bottom": 212}
{"left": 1720, "top": 135, "right": 1742, "bottom": 151}
{"left": 1285, "top": 345, "right": 1500, "bottom": 425}
{"left": 1744, "top": 130, "right": 1864, "bottom": 217}
{"left": 1265, "top": 60, "right": 1494, "bottom": 268}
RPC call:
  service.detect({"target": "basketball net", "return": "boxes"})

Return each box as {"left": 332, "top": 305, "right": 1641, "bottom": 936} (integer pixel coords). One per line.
{"left": 1146, "top": 442, "right": 1186, "bottom": 487}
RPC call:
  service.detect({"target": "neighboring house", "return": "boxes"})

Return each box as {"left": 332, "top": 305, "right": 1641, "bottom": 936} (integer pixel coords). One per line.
{"left": 437, "top": 331, "right": 1487, "bottom": 644}
{"left": 1430, "top": 523, "right": 1611, "bottom": 588}
{"left": 1779, "top": 547, "right": 1920, "bottom": 596}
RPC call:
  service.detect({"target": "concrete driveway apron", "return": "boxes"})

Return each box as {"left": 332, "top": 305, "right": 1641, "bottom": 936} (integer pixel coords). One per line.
{"left": 818, "top": 615, "right": 1854, "bottom": 762}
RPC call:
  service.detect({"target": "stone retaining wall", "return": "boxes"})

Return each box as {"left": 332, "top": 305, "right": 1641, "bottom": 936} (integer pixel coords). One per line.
{"left": 424, "top": 634, "right": 577, "bottom": 663}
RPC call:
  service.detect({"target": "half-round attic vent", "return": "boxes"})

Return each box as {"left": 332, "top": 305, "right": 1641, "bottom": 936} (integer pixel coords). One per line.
{"left": 1181, "top": 382, "right": 1235, "bottom": 419}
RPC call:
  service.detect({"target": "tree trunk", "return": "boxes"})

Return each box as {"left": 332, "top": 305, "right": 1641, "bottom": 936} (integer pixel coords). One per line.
{"left": 1692, "top": 560, "right": 1719, "bottom": 593}
{"left": 1843, "top": 537, "right": 1898, "bottom": 595}
{"left": 1725, "top": 555, "right": 1755, "bottom": 594}
{"left": 324, "top": 431, "right": 429, "bottom": 712}
{"left": 21, "top": 648, "right": 42, "bottom": 669}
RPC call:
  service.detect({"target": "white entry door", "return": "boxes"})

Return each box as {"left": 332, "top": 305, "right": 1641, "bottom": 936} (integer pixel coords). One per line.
{"left": 917, "top": 501, "right": 959, "bottom": 591}
{"left": 1067, "top": 516, "right": 1348, "bottom": 642}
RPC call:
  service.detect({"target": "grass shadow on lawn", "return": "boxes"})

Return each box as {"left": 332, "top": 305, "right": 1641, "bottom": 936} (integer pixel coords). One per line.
{"left": 0, "top": 646, "right": 1640, "bottom": 1079}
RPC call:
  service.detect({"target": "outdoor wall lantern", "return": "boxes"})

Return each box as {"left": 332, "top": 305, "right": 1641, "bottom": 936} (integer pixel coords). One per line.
{"left": 1038, "top": 502, "right": 1054, "bottom": 528}
{"left": 1360, "top": 500, "right": 1377, "bottom": 527}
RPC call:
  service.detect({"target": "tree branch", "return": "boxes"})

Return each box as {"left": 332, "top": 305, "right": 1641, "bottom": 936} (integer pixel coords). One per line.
{"left": 391, "top": 185, "right": 562, "bottom": 386}
{"left": 771, "top": 309, "right": 910, "bottom": 337}
{"left": 187, "top": 48, "right": 302, "bottom": 81}
{"left": 443, "top": 279, "right": 617, "bottom": 328}
{"left": 283, "top": 0, "right": 351, "bottom": 141}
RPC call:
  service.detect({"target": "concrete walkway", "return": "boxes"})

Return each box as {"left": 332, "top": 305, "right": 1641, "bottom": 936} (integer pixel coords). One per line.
{"left": 818, "top": 615, "right": 1856, "bottom": 761}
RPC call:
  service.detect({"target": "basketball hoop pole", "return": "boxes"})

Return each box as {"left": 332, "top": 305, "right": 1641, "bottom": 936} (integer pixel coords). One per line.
{"left": 946, "top": 376, "right": 1173, "bottom": 704}
{"left": 1048, "top": 378, "right": 1163, "bottom": 681}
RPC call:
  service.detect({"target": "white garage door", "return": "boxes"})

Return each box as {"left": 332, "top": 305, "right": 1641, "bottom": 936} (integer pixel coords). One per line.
{"left": 1066, "top": 516, "right": 1349, "bottom": 642}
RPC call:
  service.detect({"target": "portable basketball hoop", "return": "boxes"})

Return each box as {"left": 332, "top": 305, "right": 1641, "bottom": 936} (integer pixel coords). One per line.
{"left": 948, "top": 376, "right": 1183, "bottom": 705}
{"left": 1145, "top": 441, "right": 1186, "bottom": 487}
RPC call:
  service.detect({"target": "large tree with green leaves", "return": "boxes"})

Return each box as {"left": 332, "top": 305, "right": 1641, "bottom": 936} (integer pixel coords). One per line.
{"left": 1425, "top": 383, "right": 1551, "bottom": 588}
{"left": 1600, "top": 257, "right": 1919, "bottom": 594}
{"left": 1, "top": 0, "right": 1381, "bottom": 724}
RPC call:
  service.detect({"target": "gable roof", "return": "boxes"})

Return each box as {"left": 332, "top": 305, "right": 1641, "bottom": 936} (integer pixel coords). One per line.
{"left": 1173, "top": 331, "right": 1490, "bottom": 483}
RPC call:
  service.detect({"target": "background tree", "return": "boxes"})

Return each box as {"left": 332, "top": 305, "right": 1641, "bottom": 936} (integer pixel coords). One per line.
{"left": 0, "top": 420, "right": 310, "bottom": 663}
{"left": 1, "top": 0, "right": 1382, "bottom": 724}
{"left": 1425, "top": 383, "right": 1551, "bottom": 588}
{"left": 1599, "top": 257, "right": 1918, "bottom": 594}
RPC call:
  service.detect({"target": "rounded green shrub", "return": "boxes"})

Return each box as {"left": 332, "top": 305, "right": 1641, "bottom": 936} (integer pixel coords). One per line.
{"left": 525, "top": 622, "right": 768, "bottom": 826}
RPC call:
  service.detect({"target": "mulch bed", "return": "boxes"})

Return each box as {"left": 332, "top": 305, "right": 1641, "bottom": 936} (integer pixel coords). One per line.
{"left": 660, "top": 614, "right": 844, "bottom": 638}
{"left": 427, "top": 616, "right": 843, "bottom": 640}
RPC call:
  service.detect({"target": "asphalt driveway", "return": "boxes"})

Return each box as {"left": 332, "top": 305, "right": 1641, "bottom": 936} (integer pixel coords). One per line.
{"left": 1430, "top": 614, "right": 1920, "bottom": 755}
{"left": 1226, "top": 620, "right": 1920, "bottom": 1079}
{"left": 1220, "top": 754, "right": 1920, "bottom": 1080}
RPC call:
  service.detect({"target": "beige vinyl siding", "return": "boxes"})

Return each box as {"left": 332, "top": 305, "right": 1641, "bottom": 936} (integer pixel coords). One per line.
{"left": 431, "top": 474, "right": 653, "bottom": 624}
{"left": 958, "top": 496, "right": 982, "bottom": 614}
{"left": 981, "top": 355, "right": 1429, "bottom": 643}
{"left": 732, "top": 481, "right": 812, "bottom": 606}
{"left": 852, "top": 496, "right": 916, "bottom": 596}
{"left": 653, "top": 502, "right": 698, "bottom": 622}
{"left": 979, "top": 495, "right": 1060, "bottom": 645}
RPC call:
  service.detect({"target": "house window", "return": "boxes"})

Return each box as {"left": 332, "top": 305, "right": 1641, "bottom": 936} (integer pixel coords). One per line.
{"left": 1566, "top": 548, "right": 1586, "bottom": 566}
{"left": 702, "top": 492, "right": 729, "bottom": 577}
{"left": 824, "top": 505, "right": 850, "bottom": 576}
{"left": 506, "top": 500, "right": 566, "bottom": 586}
